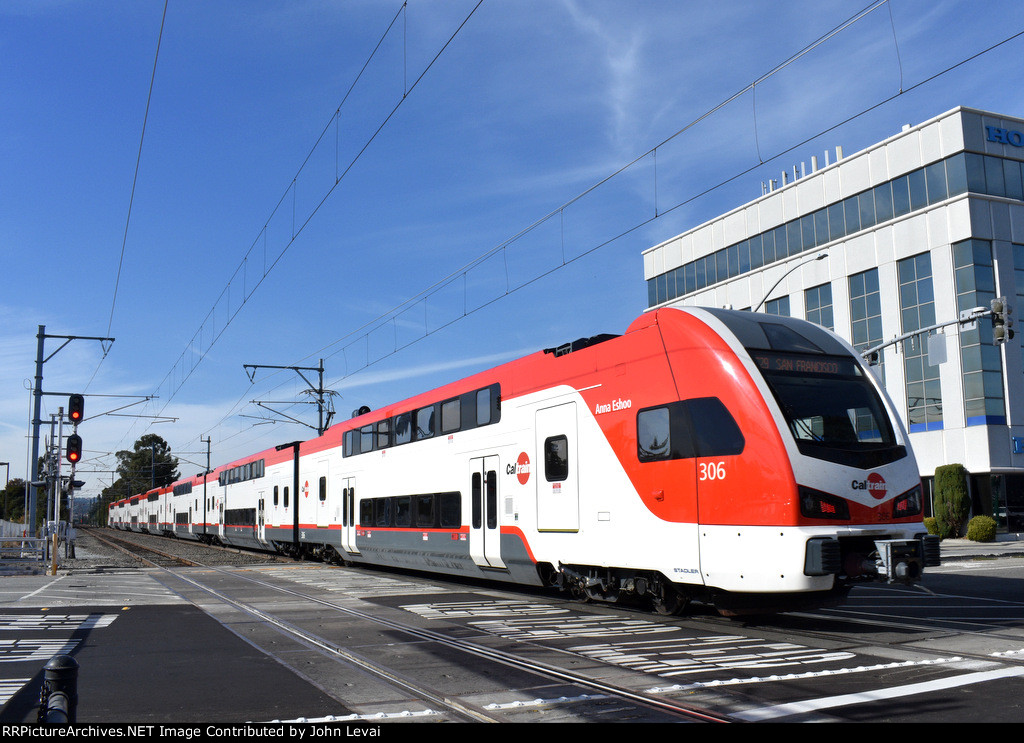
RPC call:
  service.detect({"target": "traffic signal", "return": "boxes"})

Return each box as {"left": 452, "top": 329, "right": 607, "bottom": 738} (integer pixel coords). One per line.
{"left": 68, "top": 394, "right": 84, "bottom": 423}
{"left": 992, "top": 297, "right": 1015, "bottom": 344}
{"left": 66, "top": 433, "right": 82, "bottom": 464}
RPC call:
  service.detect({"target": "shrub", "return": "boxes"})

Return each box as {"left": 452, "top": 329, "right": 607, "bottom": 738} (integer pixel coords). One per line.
{"left": 966, "top": 515, "right": 997, "bottom": 542}
{"left": 923, "top": 517, "right": 938, "bottom": 535}
{"left": 933, "top": 464, "right": 970, "bottom": 539}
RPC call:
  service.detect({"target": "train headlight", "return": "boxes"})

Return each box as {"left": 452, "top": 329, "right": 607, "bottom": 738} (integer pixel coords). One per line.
{"left": 891, "top": 485, "right": 923, "bottom": 518}
{"left": 798, "top": 486, "right": 850, "bottom": 520}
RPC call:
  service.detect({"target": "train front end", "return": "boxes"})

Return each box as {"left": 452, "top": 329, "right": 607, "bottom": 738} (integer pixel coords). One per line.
{"left": 663, "top": 307, "right": 939, "bottom": 613}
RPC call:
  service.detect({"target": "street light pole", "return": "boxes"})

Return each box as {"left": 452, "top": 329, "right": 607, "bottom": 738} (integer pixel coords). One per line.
{"left": 752, "top": 252, "right": 828, "bottom": 313}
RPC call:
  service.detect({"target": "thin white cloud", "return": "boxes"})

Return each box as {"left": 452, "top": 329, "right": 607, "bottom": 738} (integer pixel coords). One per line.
{"left": 335, "top": 348, "right": 533, "bottom": 393}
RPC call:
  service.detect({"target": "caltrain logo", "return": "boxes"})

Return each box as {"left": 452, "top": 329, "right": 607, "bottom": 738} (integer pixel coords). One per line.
{"left": 851, "top": 473, "right": 887, "bottom": 500}
{"left": 515, "top": 452, "right": 531, "bottom": 485}
{"left": 303, "top": 480, "right": 310, "bottom": 498}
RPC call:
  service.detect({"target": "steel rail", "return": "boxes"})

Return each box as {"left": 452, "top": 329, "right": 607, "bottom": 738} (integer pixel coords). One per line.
{"left": 188, "top": 563, "right": 736, "bottom": 723}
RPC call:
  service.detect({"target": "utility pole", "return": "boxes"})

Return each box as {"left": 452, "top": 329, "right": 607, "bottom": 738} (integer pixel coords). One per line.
{"left": 201, "top": 435, "right": 210, "bottom": 543}
{"left": 243, "top": 359, "right": 335, "bottom": 435}
{"left": 28, "top": 326, "right": 113, "bottom": 537}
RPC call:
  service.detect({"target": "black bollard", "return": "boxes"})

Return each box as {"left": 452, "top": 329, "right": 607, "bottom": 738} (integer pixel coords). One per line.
{"left": 38, "top": 654, "right": 78, "bottom": 723}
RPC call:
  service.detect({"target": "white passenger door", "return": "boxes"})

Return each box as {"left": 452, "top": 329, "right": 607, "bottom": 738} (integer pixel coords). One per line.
{"left": 469, "top": 455, "right": 504, "bottom": 569}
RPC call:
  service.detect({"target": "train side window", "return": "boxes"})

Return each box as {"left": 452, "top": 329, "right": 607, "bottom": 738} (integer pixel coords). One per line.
{"left": 376, "top": 419, "right": 391, "bottom": 449}
{"left": 438, "top": 492, "right": 461, "bottom": 528}
{"left": 637, "top": 402, "right": 697, "bottom": 461}
{"left": 360, "top": 425, "right": 375, "bottom": 453}
{"left": 359, "top": 499, "right": 373, "bottom": 527}
{"left": 394, "top": 496, "right": 411, "bottom": 527}
{"left": 343, "top": 430, "right": 354, "bottom": 457}
{"left": 318, "top": 476, "right": 327, "bottom": 502}
{"left": 415, "top": 494, "right": 435, "bottom": 527}
{"left": 637, "top": 407, "right": 672, "bottom": 461}
{"left": 393, "top": 412, "right": 412, "bottom": 445}
{"left": 688, "top": 397, "right": 745, "bottom": 456}
{"left": 415, "top": 405, "right": 435, "bottom": 440}
{"left": 441, "top": 398, "right": 461, "bottom": 434}
{"left": 476, "top": 388, "right": 491, "bottom": 426}
{"left": 273, "top": 486, "right": 279, "bottom": 506}
{"left": 375, "top": 498, "right": 392, "bottom": 527}
{"left": 544, "top": 435, "right": 569, "bottom": 481}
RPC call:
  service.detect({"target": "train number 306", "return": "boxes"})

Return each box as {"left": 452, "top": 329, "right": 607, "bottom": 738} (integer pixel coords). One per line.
{"left": 699, "top": 461, "right": 727, "bottom": 481}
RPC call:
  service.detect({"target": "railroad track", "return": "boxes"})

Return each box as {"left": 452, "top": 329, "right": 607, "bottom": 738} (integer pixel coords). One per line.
{"left": 95, "top": 531, "right": 734, "bottom": 723}
{"left": 80, "top": 527, "right": 294, "bottom": 568}
{"left": 86, "top": 528, "right": 203, "bottom": 568}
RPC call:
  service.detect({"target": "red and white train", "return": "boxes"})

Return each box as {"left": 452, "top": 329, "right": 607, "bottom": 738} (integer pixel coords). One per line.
{"left": 108, "top": 307, "right": 939, "bottom": 614}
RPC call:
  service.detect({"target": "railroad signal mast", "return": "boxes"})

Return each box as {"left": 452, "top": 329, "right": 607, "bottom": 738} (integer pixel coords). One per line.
{"left": 55, "top": 394, "right": 85, "bottom": 567}
{"left": 65, "top": 394, "right": 84, "bottom": 465}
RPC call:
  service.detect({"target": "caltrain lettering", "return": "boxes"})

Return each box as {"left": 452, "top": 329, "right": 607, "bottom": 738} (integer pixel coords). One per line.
{"left": 109, "top": 307, "right": 940, "bottom": 616}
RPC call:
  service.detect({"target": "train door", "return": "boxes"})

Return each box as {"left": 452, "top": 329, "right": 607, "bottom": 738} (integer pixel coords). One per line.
{"left": 469, "top": 455, "right": 504, "bottom": 569}
{"left": 535, "top": 403, "right": 579, "bottom": 531}
{"left": 340, "top": 477, "right": 360, "bottom": 557}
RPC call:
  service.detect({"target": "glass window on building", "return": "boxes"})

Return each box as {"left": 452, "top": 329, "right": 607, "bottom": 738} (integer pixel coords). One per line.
{"left": 805, "top": 283, "right": 834, "bottom": 330}
{"left": 898, "top": 253, "right": 941, "bottom": 432}
{"left": 953, "top": 239, "right": 1005, "bottom": 425}
{"left": 849, "top": 269, "right": 884, "bottom": 379}
{"left": 764, "top": 296, "right": 790, "bottom": 317}
{"left": 647, "top": 152, "right": 1024, "bottom": 309}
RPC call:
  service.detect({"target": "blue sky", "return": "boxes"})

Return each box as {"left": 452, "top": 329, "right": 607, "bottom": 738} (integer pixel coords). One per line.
{"left": 3, "top": 0, "right": 1023, "bottom": 501}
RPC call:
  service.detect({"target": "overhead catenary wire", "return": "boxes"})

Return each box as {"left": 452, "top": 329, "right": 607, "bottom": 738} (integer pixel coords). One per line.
{"left": 84, "top": 0, "right": 169, "bottom": 396}
{"left": 222, "top": 11, "right": 1024, "bottom": 451}
{"left": 125, "top": 3, "right": 1024, "bottom": 468}
{"left": 118, "top": 1, "right": 485, "bottom": 450}
{"left": 239, "top": 3, "right": 1024, "bottom": 405}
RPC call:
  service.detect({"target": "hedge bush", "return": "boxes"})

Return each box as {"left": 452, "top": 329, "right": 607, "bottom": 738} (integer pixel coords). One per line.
{"left": 967, "top": 515, "right": 997, "bottom": 542}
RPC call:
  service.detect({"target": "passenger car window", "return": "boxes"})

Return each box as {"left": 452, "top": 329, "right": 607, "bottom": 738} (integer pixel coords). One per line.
{"left": 393, "top": 413, "right": 412, "bottom": 445}
{"left": 415, "top": 406, "right": 435, "bottom": 439}
{"left": 441, "top": 399, "right": 461, "bottom": 433}
{"left": 544, "top": 435, "right": 569, "bottom": 481}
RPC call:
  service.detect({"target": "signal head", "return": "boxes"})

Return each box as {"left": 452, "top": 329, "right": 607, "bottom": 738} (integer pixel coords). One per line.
{"left": 68, "top": 394, "right": 84, "bottom": 423}
{"left": 66, "top": 433, "right": 82, "bottom": 464}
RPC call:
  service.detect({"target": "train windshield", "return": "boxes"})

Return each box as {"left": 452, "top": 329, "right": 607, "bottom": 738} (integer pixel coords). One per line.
{"left": 751, "top": 351, "right": 905, "bottom": 468}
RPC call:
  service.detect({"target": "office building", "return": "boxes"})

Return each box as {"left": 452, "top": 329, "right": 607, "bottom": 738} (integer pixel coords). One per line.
{"left": 643, "top": 107, "right": 1024, "bottom": 526}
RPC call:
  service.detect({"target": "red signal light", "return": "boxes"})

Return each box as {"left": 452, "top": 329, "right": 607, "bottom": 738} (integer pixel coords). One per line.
{"left": 68, "top": 394, "right": 84, "bottom": 423}
{"left": 66, "top": 433, "right": 82, "bottom": 464}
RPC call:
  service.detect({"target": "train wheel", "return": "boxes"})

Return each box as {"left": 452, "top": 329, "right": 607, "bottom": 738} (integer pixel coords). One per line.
{"left": 653, "top": 584, "right": 689, "bottom": 616}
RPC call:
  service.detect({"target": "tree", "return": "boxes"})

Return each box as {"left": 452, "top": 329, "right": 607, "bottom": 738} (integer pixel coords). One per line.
{"left": 98, "top": 434, "right": 180, "bottom": 522}
{"left": 2, "top": 477, "right": 27, "bottom": 524}
{"left": 934, "top": 463, "right": 970, "bottom": 539}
